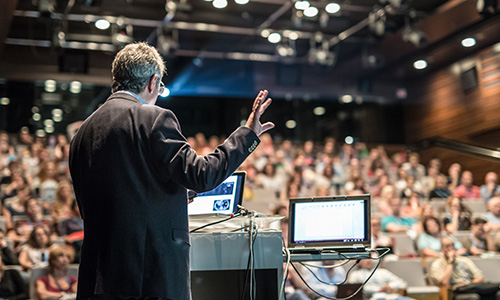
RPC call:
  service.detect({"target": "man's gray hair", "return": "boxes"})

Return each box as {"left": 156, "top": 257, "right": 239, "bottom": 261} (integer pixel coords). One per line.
{"left": 111, "top": 42, "right": 166, "bottom": 94}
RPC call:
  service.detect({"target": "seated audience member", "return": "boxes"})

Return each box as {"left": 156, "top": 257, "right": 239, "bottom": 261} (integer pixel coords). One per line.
{"left": 453, "top": 170, "right": 480, "bottom": 200}
{"left": 0, "top": 229, "right": 19, "bottom": 266}
{"left": 348, "top": 258, "right": 412, "bottom": 300}
{"left": 417, "top": 216, "right": 466, "bottom": 258}
{"left": 2, "top": 184, "right": 31, "bottom": 233}
{"left": 429, "top": 174, "right": 452, "bottom": 199}
{"left": 0, "top": 171, "right": 26, "bottom": 204}
{"left": 447, "top": 163, "right": 462, "bottom": 192}
{"left": 400, "top": 176, "right": 424, "bottom": 199}
{"left": 401, "top": 192, "right": 422, "bottom": 218}
{"left": 463, "top": 218, "right": 496, "bottom": 256}
{"left": 0, "top": 251, "right": 28, "bottom": 300}
{"left": 7, "top": 197, "right": 52, "bottom": 244}
{"left": 58, "top": 200, "right": 83, "bottom": 241}
{"left": 18, "top": 226, "right": 52, "bottom": 271}
{"left": 36, "top": 245, "right": 77, "bottom": 300}
{"left": 51, "top": 180, "right": 75, "bottom": 220}
{"left": 302, "top": 260, "right": 346, "bottom": 299}
{"left": 381, "top": 198, "right": 416, "bottom": 233}
{"left": 371, "top": 216, "right": 392, "bottom": 248}
{"left": 442, "top": 196, "right": 472, "bottom": 234}
{"left": 402, "top": 152, "right": 426, "bottom": 181}
{"left": 483, "top": 196, "right": 500, "bottom": 231}
{"left": 254, "top": 162, "right": 284, "bottom": 200}
{"left": 429, "top": 236, "right": 500, "bottom": 300}
{"left": 421, "top": 166, "right": 439, "bottom": 197}
{"left": 479, "top": 172, "right": 500, "bottom": 201}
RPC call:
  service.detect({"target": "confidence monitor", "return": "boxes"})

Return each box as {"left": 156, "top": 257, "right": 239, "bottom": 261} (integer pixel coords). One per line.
{"left": 188, "top": 172, "right": 246, "bottom": 216}
{"left": 288, "top": 194, "right": 371, "bottom": 253}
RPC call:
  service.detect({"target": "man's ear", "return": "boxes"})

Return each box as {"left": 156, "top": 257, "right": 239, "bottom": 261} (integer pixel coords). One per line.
{"left": 147, "top": 74, "right": 159, "bottom": 93}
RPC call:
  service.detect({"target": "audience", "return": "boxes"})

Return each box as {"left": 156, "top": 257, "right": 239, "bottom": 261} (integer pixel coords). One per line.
{"left": 302, "top": 260, "right": 346, "bottom": 299}
{"left": 18, "top": 226, "right": 52, "bottom": 272}
{"left": 417, "top": 216, "right": 466, "bottom": 258}
{"left": 441, "top": 196, "right": 472, "bottom": 234}
{"left": 36, "top": 245, "right": 77, "bottom": 300}
{"left": 479, "top": 172, "right": 500, "bottom": 201}
{"left": 0, "top": 251, "right": 28, "bottom": 300}
{"left": 463, "top": 218, "right": 496, "bottom": 256}
{"left": 381, "top": 197, "right": 416, "bottom": 233}
{"left": 454, "top": 170, "right": 481, "bottom": 200}
{"left": 483, "top": 197, "right": 500, "bottom": 231}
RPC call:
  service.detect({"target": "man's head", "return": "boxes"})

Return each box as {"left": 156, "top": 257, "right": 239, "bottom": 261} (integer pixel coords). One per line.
{"left": 388, "top": 197, "right": 402, "bottom": 216}
{"left": 111, "top": 42, "right": 166, "bottom": 95}
{"left": 461, "top": 170, "right": 473, "bottom": 188}
{"left": 441, "top": 236, "right": 456, "bottom": 258}
{"left": 471, "top": 217, "right": 488, "bottom": 238}
{"left": 487, "top": 196, "right": 500, "bottom": 217}
{"left": 485, "top": 172, "right": 498, "bottom": 185}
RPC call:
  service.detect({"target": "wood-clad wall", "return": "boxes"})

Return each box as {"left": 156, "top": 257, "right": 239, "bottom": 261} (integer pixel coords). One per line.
{"left": 404, "top": 45, "right": 500, "bottom": 184}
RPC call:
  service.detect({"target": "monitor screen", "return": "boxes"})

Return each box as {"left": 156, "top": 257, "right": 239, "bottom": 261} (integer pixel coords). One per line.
{"left": 188, "top": 172, "right": 246, "bottom": 216}
{"left": 288, "top": 195, "right": 371, "bottom": 250}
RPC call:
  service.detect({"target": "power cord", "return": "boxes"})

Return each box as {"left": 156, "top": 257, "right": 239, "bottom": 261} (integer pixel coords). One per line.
{"left": 190, "top": 205, "right": 249, "bottom": 233}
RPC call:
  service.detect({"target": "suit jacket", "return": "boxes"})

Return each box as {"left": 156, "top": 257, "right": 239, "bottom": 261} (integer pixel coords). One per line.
{"left": 69, "top": 92, "right": 260, "bottom": 300}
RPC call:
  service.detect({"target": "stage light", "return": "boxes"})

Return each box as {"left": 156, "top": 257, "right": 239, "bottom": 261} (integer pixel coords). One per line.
{"left": 36, "top": 129, "right": 46, "bottom": 138}
{"left": 304, "top": 6, "right": 319, "bottom": 17}
{"left": 413, "top": 59, "right": 428, "bottom": 70}
{"left": 341, "top": 94, "right": 353, "bottom": 103}
{"left": 235, "top": 0, "right": 249, "bottom": 4}
{"left": 345, "top": 136, "right": 354, "bottom": 145}
{"left": 325, "top": 3, "right": 341, "bottom": 14}
{"left": 95, "top": 19, "right": 110, "bottom": 30}
{"left": 286, "top": 120, "right": 297, "bottom": 129}
{"left": 44, "top": 119, "right": 54, "bottom": 127}
{"left": 0, "top": 97, "right": 9, "bottom": 106}
{"left": 313, "top": 106, "right": 326, "bottom": 116}
{"left": 295, "top": 0, "right": 310, "bottom": 10}
{"left": 70, "top": 81, "right": 82, "bottom": 94}
{"left": 260, "top": 29, "right": 271, "bottom": 38}
{"left": 402, "top": 26, "right": 427, "bottom": 47}
{"left": 160, "top": 87, "right": 170, "bottom": 97}
{"left": 44, "top": 80, "right": 57, "bottom": 93}
{"left": 268, "top": 32, "right": 282, "bottom": 44}
{"left": 32, "top": 106, "right": 39, "bottom": 113}
{"left": 461, "top": 37, "right": 476, "bottom": 48}
{"left": 53, "top": 114, "right": 63, "bottom": 122}
{"left": 288, "top": 31, "right": 299, "bottom": 40}
{"left": 213, "top": 0, "right": 228, "bottom": 9}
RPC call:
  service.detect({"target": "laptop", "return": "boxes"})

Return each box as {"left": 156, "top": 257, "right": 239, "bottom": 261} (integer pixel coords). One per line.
{"left": 188, "top": 171, "right": 246, "bottom": 216}
{"left": 288, "top": 194, "right": 371, "bottom": 253}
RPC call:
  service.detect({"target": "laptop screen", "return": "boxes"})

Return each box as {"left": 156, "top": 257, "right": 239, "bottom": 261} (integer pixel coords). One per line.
{"left": 288, "top": 194, "right": 371, "bottom": 250}
{"left": 188, "top": 172, "right": 246, "bottom": 216}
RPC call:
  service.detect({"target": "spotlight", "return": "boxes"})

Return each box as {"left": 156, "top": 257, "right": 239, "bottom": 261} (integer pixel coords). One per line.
{"left": 268, "top": 32, "right": 282, "bottom": 44}
{"left": 413, "top": 59, "right": 427, "bottom": 70}
{"left": 461, "top": 37, "right": 476, "bottom": 48}
{"left": 368, "top": 10, "right": 386, "bottom": 36}
{"left": 95, "top": 19, "right": 110, "bottom": 30}
{"left": 325, "top": 3, "right": 341, "bottom": 14}
{"left": 402, "top": 25, "right": 427, "bottom": 47}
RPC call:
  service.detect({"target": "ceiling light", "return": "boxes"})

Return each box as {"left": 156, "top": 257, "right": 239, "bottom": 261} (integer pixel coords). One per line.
{"left": 325, "top": 3, "right": 341, "bottom": 14}
{"left": 304, "top": 6, "right": 319, "bottom": 17}
{"left": 260, "top": 29, "right": 271, "bottom": 38}
{"left": 0, "top": 97, "right": 9, "bottom": 106}
{"left": 70, "top": 81, "right": 82, "bottom": 94}
{"left": 313, "top": 106, "right": 326, "bottom": 116}
{"left": 213, "top": 0, "right": 228, "bottom": 8}
{"left": 461, "top": 37, "right": 476, "bottom": 48}
{"left": 344, "top": 136, "right": 354, "bottom": 145}
{"left": 36, "top": 129, "right": 46, "bottom": 138}
{"left": 235, "top": 0, "right": 249, "bottom": 4}
{"left": 268, "top": 32, "right": 282, "bottom": 44}
{"left": 32, "top": 106, "right": 39, "bottom": 113}
{"left": 33, "top": 113, "right": 41, "bottom": 122}
{"left": 43, "top": 119, "right": 54, "bottom": 127}
{"left": 286, "top": 120, "right": 297, "bottom": 129}
{"left": 44, "top": 80, "right": 57, "bottom": 93}
{"left": 288, "top": 31, "right": 299, "bottom": 40}
{"left": 494, "top": 42, "right": 500, "bottom": 53}
{"left": 45, "top": 125, "right": 55, "bottom": 134}
{"left": 402, "top": 26, "right": 427, "bottom": 47}
{"left": 95, "top": 19, "right": 110, "bottom": 30}
{"left": 52, "top": 108, "right": 63, "bottom": 116}
{"left": 294, "top": 0, "right": 310, "bottom": 10}
{"left": 341, "top": 94, "right": 353, "bottom": 103}
{"left": 413, "top": 59, "right": 428, "bottom": 70}
{"left": 53, "top": 114, "right": 63, "bottom": 122}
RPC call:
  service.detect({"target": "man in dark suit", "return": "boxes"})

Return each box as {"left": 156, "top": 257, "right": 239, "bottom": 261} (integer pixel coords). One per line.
{"left": 69, "top": 42, "right": 274, "bottom": 300}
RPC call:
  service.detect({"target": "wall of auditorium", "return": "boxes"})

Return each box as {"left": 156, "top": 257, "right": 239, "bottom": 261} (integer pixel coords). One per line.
{"left": 404, "top": 44, "right": 500, "bottom": 147}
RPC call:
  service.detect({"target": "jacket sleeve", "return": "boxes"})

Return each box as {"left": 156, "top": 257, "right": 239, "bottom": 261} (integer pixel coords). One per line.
{"left": 150, "top": 109, "right": 260, "bottom": 192}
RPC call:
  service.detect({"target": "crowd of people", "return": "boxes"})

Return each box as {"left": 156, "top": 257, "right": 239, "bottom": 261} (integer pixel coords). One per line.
{"left": 1, "top": 127, "right": 500, "bottom": 299}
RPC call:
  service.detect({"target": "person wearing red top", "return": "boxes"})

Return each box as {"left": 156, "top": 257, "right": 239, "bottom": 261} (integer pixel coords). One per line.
{"left": 36, "top": 245, "right": 77, "bottom": 300}
{"left": 453, "top": 170, "right": 481, "bottom": 200}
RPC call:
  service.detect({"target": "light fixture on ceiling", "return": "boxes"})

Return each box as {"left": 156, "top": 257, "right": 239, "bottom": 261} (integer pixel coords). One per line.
{"left": 268, "top": 32, "right": 282, "bottom": 44}
{"left": 476, "top": 0, "right": 498, "bottom": 16}
{"left": 368, "top": 9, "right": 386, "bottom": 36}
{"left": 304, "top": 6, "right": 319, "bottom": 17}
{"left": 213, "top": 0, "right": 228, "bottom": 8}
{"left": 461, "top": 37, "right": 476, "bottom": 47}
{"left": 413, "top": 59, "right": 428, "bottom": 70}
{"left": 325, "top": 3, "right": 341, "bottom": 14}
{"left": 95, "top": 19, "right": 110, "bottom": 30}
{"left": 235, "top": 0, "right": 249, "bottom": 4}
{"left": 402, "top": 24, "right": 427, "bottom": 47}
{"left": 308, "top": 34, "right": 336, "bottom": 66}
{"left": 294, "top": 0, "right": 310, "bottom": 10}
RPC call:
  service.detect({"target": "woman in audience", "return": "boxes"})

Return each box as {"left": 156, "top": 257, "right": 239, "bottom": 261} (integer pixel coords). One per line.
{"left": 18, "top": 225, "right": 52, "bottom": 271}
{"left": 417, "top": 216, "right": 466, "bottom": 258}
{"left": 2, "top": 184, "right": 31, "bottom": 231}
{"left": 33, "top": 160, "right": 59, "bottom": 213}
{"left": 0, "top": 251, "right": 28, "bottom": 300}
{"left": 441, "top": 195, "right": 472, "bottom": 234}
{"left": 401, "top": 192, "right": 422, "bottom": 218}
{"left": 7, "top": 197, "right": 52, "bottom": 244}
{"left": 36, "top": 245, "right": 77, "bottom": 300}
{"left": 428, "top": 174, "right": 451, "bottom": 199}
{"left": 255, "top": 162, "right": 284, "bottom": 199}
{"left": 51, "top": 180, "right": 75, "bottom": 220}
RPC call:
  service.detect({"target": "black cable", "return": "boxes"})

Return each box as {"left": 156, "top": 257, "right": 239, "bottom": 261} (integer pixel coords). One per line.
{"left": 189, "top": 212, "right": 244, "bottom": 233}
{"left": 240, "top": 221, "right": 258, "bottom": 300}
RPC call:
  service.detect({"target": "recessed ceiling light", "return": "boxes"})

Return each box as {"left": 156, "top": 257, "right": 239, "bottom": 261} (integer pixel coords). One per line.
{"left": 461, "top": 37, "right": 476, "bottom": 48}
{"left": 325, "top": 3, "right": 341, "bottom": 14}
{"left": 213, "top": 0, "right": 228, "bottom": 9}
{"left": 95, "top": 19, "right": 110, "bottom": 30}
{"left": 304, "top": 6, "right": 319, "bottom": 17}
{"left": 413, "top": 59, "right": 428, "bottom": 70}
{"left": 268, "top": 32, "right": 282, "bottom": 44}
{"left": 294, "top": 0, "right": 310, "bottom": 10}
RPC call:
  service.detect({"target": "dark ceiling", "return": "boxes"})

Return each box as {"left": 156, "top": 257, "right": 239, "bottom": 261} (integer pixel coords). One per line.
{"left": 2, "top": 0, "right": 499, "bottom": 101}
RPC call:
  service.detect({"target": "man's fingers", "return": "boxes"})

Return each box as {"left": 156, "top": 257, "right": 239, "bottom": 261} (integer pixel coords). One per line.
{"left": 261, "top": 122, "right": 275, "bottom": 134}
{"left": 259, "top": 98, "right": 272, "bottom": 115}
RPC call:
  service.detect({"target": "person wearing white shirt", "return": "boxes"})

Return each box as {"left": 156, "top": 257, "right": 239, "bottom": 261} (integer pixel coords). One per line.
{"left": 302, "top": 260, "right": 346, "bottom": 299}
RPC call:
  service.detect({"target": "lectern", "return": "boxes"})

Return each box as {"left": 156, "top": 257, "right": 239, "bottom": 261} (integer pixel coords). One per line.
{"left": 190, "top": 231, "right": 284, "bottom": 300}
